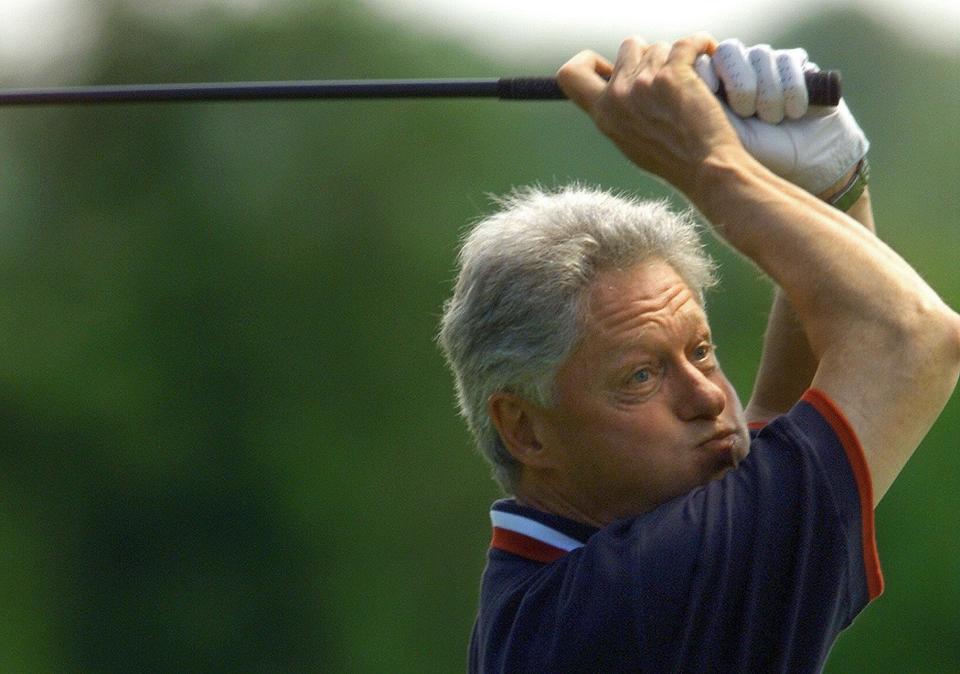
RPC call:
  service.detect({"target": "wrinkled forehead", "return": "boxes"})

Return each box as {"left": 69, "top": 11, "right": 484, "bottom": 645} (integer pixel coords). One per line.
{"left": 583, "top": 259, "right": 706, "bottom": 319}
{"left": 571, "top": 260, "right": 711, "bottom": 355}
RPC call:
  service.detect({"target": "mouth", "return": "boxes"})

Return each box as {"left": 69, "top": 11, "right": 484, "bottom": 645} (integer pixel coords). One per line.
{"left": 698, "top": 429, "right": 741, "bottom": 468}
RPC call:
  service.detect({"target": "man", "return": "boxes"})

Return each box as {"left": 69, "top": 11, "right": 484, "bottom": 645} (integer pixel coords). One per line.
{"left": 438, "top": 36, "right": 960, "bottom": 672}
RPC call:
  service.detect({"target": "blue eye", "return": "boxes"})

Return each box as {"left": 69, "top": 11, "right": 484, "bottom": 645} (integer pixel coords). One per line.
{"left": 633, "top": 369, "right": 651, "bottom": 383}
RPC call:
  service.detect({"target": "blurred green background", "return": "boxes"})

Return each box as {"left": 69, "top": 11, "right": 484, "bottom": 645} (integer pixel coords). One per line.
{"left": 0, "top": 2, "right": 956, "bottom": 671}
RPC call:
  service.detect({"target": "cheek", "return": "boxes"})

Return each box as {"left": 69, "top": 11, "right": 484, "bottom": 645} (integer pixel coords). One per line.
{"left": 581, "top": 405, "right": 681, "bottom": 464}
{"left": 546, "top": 404, "right": 647, "bottom": 466}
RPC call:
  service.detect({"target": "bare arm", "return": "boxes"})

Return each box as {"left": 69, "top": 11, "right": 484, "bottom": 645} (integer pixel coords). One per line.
{"left": 745, "top": 181, "right": 876, "bottom": 424}
{"left": 694, "top": 141, "right": 959, "bottom": 506}
{"left": 558, "top": 35, "right": 960, "bottom": 505}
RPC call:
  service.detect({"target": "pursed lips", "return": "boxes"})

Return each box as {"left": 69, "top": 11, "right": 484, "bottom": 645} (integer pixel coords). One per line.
{"left": 697, "top": 428, "right": 742, "bottom": 468}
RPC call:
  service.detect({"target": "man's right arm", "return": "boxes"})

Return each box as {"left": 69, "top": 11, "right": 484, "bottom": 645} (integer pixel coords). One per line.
{"left": 558, "top": 34, "right": 960, "bottom": 505}
{"left": 692, "top": 139, "right": 958, "bottom": 504}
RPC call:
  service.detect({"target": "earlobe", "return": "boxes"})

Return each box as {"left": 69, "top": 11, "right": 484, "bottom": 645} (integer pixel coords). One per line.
{"left": 487, "top": 392, "right": 547, "bottom": 466}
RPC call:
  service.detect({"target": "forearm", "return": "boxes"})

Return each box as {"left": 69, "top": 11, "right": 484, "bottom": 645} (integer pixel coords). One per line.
{"left": 694, "top": 148, "right": 960, "bottom": 502}
{"left": 747, "top": 290, "right": 817, "bottom": 421}
{"left": 692, "top": 150, "right": 938, "bottom": 356}
{"left": 747, "top": 186, "right": 876, "bottom": 421}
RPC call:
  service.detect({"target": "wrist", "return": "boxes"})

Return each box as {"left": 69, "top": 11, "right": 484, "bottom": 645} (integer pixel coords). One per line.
{"left": 686, "top": 145, "right": 760, "bottom": 210}
{"left": 817, "top": 163, "right": 859, "bottom": 202}
{"left": 817, "top": 158, "right": 870, "bottom": 212}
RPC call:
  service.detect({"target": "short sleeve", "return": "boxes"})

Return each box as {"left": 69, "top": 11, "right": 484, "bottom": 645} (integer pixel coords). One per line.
{"left": 471, "top": 389, "right": 884, "bottom": 673}
{"left": 578, "top": 389, "right": 884, "bottom": 671}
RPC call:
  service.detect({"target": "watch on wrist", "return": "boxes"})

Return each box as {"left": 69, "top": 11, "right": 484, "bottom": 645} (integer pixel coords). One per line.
{"left": 829, "top": 158, "right": 870, "bottom": 212}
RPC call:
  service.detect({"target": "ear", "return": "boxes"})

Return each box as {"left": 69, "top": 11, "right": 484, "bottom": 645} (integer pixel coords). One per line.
{"left": 487, "top": 391, "right": 552, "bottom": 468}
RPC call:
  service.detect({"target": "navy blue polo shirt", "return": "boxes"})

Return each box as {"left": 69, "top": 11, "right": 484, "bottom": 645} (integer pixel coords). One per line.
{"left": 469, "top": 389, "right": 883, "bottom": 673}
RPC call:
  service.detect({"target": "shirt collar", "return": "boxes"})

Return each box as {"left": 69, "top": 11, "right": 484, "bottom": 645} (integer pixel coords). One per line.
{"left": 489, "top": 499, "right": 599, "bottom": 563}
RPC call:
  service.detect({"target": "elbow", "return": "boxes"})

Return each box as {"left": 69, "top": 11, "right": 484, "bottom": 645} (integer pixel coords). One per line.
{"left": 947, "top": 309, "right": 960, "bottom": 374}
{"left": 907, "top": 302, "right": 960, "bottom": 385}
{"left": 943, "top": 309, "right": 960, "bottom": 396}
{"left": 932, "top": 304, "right": 960, "bottom": 364}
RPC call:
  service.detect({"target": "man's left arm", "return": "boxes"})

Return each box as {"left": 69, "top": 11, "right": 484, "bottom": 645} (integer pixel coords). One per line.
{"left": 696, "top": 42, "right": 878, "bottom": 423}
{"left": 747, "top": 181, "right": 875, "bottom": 423}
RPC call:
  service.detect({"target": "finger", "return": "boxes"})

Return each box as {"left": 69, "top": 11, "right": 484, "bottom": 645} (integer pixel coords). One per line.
{"left": 610, "top": 36, "right": 647, "bottom": 84}
{"left": 638, "top": 41, "right": 671, "bottom": 76}
{"left": 749, "top": 44, "right": 784, "bottom": 124}
{"left": 777, "top": 48, "right": 809, "bottom": 119}
{"left": 713, "top": 38, "right": 756, "bottom": 118}
{"left": 694, "top": 54, "right": 719, "bottom": 93}
{"left": 556, "top": 49, "right": 614, "bottom": 110}
{"left": 666, "top": 32, "right": 718, "bottom": 65}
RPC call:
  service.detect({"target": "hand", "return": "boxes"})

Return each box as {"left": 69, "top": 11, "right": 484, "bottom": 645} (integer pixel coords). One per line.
{"left": 696, "top": 40, "right": 815, "bottom": 123}
{"left": 695, "top": 39, "right": 869, "bottom": 195}
{"left": 556, "top": 34, "right": 747, "bottom": 196}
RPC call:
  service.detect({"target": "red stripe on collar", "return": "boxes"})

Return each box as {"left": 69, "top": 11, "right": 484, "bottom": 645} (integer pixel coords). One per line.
{"left": 491, "top": 526, "right": 568, "bottom": 563}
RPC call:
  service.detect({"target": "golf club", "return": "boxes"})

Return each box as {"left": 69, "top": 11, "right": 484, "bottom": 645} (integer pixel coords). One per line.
{"left": 0, "top": 71, "right": 841, "bottom": 106}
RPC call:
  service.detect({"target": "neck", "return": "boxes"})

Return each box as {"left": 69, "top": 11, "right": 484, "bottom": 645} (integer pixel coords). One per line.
{"left": 513, "top": 476, "right": 609, "bottom": 528}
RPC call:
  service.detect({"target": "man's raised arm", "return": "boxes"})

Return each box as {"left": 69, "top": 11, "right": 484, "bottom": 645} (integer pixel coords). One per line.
{"left": 557, "top": 34, "right": 960, "bottom": 504}
{"left": 747, "top": 176, "right": 876, "bottom": 423}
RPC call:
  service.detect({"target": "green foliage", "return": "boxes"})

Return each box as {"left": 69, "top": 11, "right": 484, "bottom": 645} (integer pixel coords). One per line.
{"left": 0, "top": 3, "right": 956, "bottom": 671}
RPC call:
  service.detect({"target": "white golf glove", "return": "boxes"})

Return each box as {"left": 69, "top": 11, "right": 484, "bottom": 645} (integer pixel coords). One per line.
{"left": 695, "top": 39, "right": 869, "bottom": 196}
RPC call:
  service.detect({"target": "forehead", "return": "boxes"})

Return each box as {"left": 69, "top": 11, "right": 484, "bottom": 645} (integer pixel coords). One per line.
{"left": 587, "top": 258, "right": 704, "bottom": 316}
{"left": 581, "top": 260, "right": 709, "bottom": 349}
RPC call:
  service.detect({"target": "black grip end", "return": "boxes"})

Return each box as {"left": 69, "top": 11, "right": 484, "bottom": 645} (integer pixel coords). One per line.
{"left": 498, "top": 77, "right": 566, "bottom": 100}
{"left": 717, "top": 69, "right": 842, "bottom": 108}
{"left": 501, "top": 70, "right": 841, "bottom": 106}
{"left": 805, "top": 70, "right": 841, "bottom": 106}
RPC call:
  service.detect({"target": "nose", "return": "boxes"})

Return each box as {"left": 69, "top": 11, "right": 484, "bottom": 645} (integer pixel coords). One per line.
{"left": 673, "top": 362, "right": 727, "bottom": 420}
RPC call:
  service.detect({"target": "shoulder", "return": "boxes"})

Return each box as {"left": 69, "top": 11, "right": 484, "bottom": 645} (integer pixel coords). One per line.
{"left": 473, "top": 502, "right": 641, "bottom": 672}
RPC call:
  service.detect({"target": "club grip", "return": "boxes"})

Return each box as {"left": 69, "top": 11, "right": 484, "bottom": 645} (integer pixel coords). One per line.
{"left": 804, "top": 70, "right": 842, "bottom": 106}
{"left": 499, "top": 70, "right": 842, "bottom": 106}
{"left": 497, "top": 78, "right": 568, "bottom": 100}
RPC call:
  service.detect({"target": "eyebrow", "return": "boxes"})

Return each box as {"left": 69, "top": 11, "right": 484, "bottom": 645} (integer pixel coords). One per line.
{"left": 607, "top": 316, "right": 713, "bottom": 365}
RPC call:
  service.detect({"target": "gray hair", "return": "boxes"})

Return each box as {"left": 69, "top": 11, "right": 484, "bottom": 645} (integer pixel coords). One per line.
{"left": 437, "top": 184, "right": 717, "bottom": 492}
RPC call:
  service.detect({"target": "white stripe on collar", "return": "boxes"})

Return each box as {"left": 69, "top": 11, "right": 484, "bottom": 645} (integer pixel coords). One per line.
{"left": 490, "top": 510, "right": 585, "bottom": 552}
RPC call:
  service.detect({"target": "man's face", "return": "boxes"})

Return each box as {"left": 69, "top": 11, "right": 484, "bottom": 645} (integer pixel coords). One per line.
{"left": 531, "top": 259, "right": 749, "bottom": 524}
